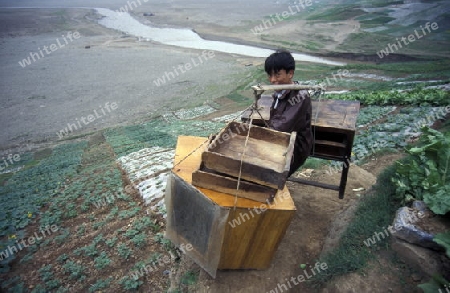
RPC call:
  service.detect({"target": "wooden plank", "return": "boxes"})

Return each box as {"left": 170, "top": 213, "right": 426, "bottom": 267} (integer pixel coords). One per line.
{"left": 218, "top": 207, "right": 263, "bottom": 269}
{"left": 202, "top": 151, "right": 285, "bottom": 189}
{"left": 172, "top": 136, "right": 296, "bottom": 210}
{"left": 283, "top": 132, "right": 296, "bottom": 175}
{"left": 312, "top": 99, "right": 360, "bottom": 132}
{"left": 218, "top": 208, "right": 295, "bottom": 269}
{"left": 314, "top": 139, "right": 347, "bottom": 149}
{"left": 192, "top": 170, "right": 276, "bottom": 203}
{"left": 242, "top": 209, "right": 295, "bottom": 268}
{"left": 210, "top": 136, "right": 286, "bottom": 169}
{"left": 287, "top": 177, "right": 340, "bottom": 191}
{"left": 251, "top": 84, "right": 324, "bottom": 92}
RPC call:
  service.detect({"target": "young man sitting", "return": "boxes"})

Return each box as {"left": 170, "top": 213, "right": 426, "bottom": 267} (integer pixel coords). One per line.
{"left": 264, "top": 50, "right": 313, "bottom": 176}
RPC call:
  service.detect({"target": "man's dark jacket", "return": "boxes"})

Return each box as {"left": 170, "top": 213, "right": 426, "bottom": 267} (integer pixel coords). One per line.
{"left": 269, "top": 86, "right": 313, "bottom": 176}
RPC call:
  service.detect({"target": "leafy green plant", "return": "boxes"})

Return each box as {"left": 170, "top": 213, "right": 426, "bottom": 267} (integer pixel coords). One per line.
{"left": 89, "top": 277, "right": 112, "bottom": 292}
{"left": 131, "top": 233, "right": 147, "bottom": 247}
{"left": 105, "top": 206, "right": 119, "bottom": 221}
{"left": 105, "top": 236, "right": 118, "bottom": 248}
{"left": 1, "top": 276, "right": 22, "bottom": 291}
{"left": 62, "top": 260, "right": 86, "bottom": 280}
{"left": 118, "top": 207, "right": 141, "bottom": 220}
{"left": 93, "top": 233, "right": 104, "bottom": 245}
{"left": 356, "top": 106, "right": 396, "bottom": 127}
{"left": 148, "top": 252, "right": 162, "bottom": 265}
{"left": 7, "top": 282, "right": 26, "bottom": 293}
{"left": 38, "top": 265, "right": 61, "bottom": 290}
{"left": 76, "top": 224, "right": 86, "bottom": 236}
{"left": 124, "top": 229, "right": 139, "bottom": 239}
{"left": 74, "top": 242, "right": 98, "bottom": 257}
{"left": 65, "top": 203, "right": 78, "bottom": 218}
{"left": 133, "top": 216, "right": 152, "bottom": 230}
{"left": 56, "top": 253, "right": 69, "bottom": 264}
{"left": 392, "top": 127, "right": 450, "bottom": 214}
{"left": 38, "top": 265, "right": 54, "bottom": 282}
{"left": 418, "top": 232, "right": 450, "bottom": 292}
{"left": 434, "top": 232, "right": 450, "bottom": 258}
{"left": 54, "top": 228, "right": 70, "bottom": 245}
{"left": 181, "top": 270, "right": 198, "bottom": 286}
{"left": 30, "top": 284, "right": 47, "bottom": 293}
{"left": 118, "top": 243, "right": 132, "bottom": 260}
{"left": 418, "top": 275, "right": 450, "bottom": 293}
{"left": 119, "top": 276, "right": 143, "bottom": 291}
{"left": 92, "top": 220, "right": 106, "bottom": 230}
{"left": 94, "top": 252, "right": 111, "bottom": 269}
{"left": 327, "top": 88, "right": 449, "bottom": 106}
{"left": 19, "top": 252, "right": 34, "bottom": 264}
{"left": 154, "top": 233, "right": 174, "bottom": 251}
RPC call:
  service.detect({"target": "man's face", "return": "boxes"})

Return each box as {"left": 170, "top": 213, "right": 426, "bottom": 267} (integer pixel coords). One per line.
{"left": 267, "top": 69, "right": 294, "bottom": 85}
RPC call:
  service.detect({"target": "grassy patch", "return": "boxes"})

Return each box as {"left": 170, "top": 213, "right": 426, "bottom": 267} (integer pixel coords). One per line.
{"left": 299, "top": 157, "right": 329, "bottom": 170}
{"left": 306, "top": 5, "right": 365, "bottom": 21}
{"left": 343, "top": 60, "right": 450, "bottom": 76}
{"left": 104, "top": 118, "right": 225, "bottom": 156}
{"left": 312, "top": 163, "right": 401, "bottom": 286}
{"left": 225, "top": 91, "right": 253, "bottom": 106}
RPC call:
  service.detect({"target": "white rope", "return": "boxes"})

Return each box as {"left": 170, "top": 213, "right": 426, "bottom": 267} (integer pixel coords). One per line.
{"left": 233, "top": 116, "right": 253, "bottom": 209}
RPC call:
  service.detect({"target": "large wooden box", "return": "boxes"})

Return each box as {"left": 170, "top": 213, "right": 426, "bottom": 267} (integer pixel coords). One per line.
{"left": 166, "top": 136, "right": 296, "bottom": 277}
{"left": 200, "top": 121, "right": 296, "bottom": 190}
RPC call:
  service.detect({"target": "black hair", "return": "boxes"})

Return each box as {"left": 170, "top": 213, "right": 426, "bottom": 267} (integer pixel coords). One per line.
{"left": 264, "top": 49, "right": 295, "bottom": 75}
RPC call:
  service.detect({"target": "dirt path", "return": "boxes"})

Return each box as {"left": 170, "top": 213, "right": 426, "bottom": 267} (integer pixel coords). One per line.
{"left": 170, "top": 152, "right": 411, "bottom": 293}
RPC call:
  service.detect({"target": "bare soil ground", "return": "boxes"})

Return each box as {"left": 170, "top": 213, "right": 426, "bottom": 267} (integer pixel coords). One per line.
{"left": 169, "top": 152, "right": 419, "bottom": 293}
{"left": 0, "top": 8, "right": 247, "bottom": 151}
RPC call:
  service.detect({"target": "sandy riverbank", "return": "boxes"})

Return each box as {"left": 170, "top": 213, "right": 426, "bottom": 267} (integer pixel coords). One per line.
{"left": 0, "top": 7, "right": 259, "bottom": 151}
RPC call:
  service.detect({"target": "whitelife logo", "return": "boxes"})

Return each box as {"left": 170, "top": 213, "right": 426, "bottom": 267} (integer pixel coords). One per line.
{"left": 377, "top": 22, "right": 439, "bottom": 58}
{"left": 251, "top": 0, "right": 313, "bottom": 35}
{"left": 153, "top": 50, "right": 215, "bottom": 86}
{"left": 0, "top": 225, "right": 59, "bottom": 261}
{"left": 56, "top": 102, "right": 118, "bottom": 139}
{"left": 18, "top": 31, "right": 81, "bottom": 68}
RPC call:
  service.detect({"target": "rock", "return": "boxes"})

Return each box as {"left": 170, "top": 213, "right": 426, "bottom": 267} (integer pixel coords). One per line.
{"left": 143, "top": 12, "right": 154, "bottom": 16}
{"left": 85, "top": 45, "right": 90, "bottom": 49}
{"left": 411, "top": 200, "right": 427, "bottom": 212}
{"left": 390, "top": 206, "right": 442, "bottom": 250}
{"left": 391, "top": 237, "right": 443, "bottom": 278}
{"left": 411, "top": 200, "right": 433, "bottom": 218}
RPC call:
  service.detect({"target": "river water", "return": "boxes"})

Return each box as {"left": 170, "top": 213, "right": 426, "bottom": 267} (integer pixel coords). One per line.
{"left": 95, "top": 8, "right": 345, "bottom": 66}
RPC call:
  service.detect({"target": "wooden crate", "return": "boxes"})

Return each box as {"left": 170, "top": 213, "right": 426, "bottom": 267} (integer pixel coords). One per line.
{"left": 309, "top": 99, "right": 360, "bottom": 160}
{"left": 201, "top": 121, "right": 296, "bottom": 190}
{"left": 166, "top": 136, "right": 296, "bottom": 277}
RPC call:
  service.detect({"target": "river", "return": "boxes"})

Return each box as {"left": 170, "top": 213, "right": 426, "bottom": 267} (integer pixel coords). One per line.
{"left": 95, "top": 8, "right": 345, "bottom": 66}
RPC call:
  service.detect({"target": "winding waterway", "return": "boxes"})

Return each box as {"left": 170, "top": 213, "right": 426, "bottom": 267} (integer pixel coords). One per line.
{"left": 95, "top": 8, "right": 345, "bottom": 66}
